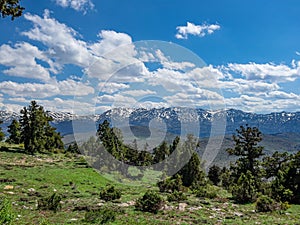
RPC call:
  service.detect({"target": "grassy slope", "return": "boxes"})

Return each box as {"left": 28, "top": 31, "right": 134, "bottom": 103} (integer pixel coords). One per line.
{"left": 0, "top": 143, "right": 300, "bottom": 225}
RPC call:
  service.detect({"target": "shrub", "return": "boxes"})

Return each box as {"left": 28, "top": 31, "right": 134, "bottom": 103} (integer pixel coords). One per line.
{"left": 0, "top": 197, "right": 15, "bottom": 225}
{"left": 157, "top": 174, "right": 184, "bottom": 193}
{"left": 255, "top": 195, "right": 278, "bottom": 212}
{"left": 231, "top": 171, "right": 258, "bottom": 203}
{"left": 135, "top": 190, "right": 164, "bottom": 214}
{"left": 194, "top": 185, "right": 218, "bottom": 199}
{"left": 38, "top": 193, "right": 62, "bottom": 212}
{"left": 84, "top": 206, "right": 118, "bottom": 224}
{"left": 99, "top": 185, "right": 121, "bottom": 201}
{"left": 280, "top": 201, "right": 291, "bottom": 211}
{"left": 167, "top": 191, "right": 187, "bottom": 202}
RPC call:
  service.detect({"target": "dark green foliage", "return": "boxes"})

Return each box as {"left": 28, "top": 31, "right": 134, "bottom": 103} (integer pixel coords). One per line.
{"left": 67, "top": 142, "right": 80, "bottom": 154}
{"left": 227, "top": 125, "right": 264, "bottom": 181}
{"left": 153, "top": 141, "right": 170, "bottom": 163}
{"left": 84, "top": 206, "right": 118, "bottom": 224}
{"left": 231, "top": 171, "right": 257, "bottom": 203}
{"left": 262, "top": 151, "right": 291, "bottom": 179}
{"left": 227, "top": 125, "right": 264, "bottom": 201}
{"left": 136, "top": 150, "right": 153, "bottom": 166}
{"left": 262, "top": 151, "right": 300, "bottom": 203}
{"left": 97, "top": 120, "right": 153, "bottom": 166}
{"left": 167, "top": 191, "right": 187, "bottom": 202}
{"left": 6, "top": 119, "right": 21, "bottom": 144}
{"left": 0, "top": 197, "right": 15, "bottom": 225}
{"left": 270, "top": 170, "right": 294, "bottom": 202}
{"left": 135, "top": 190, "right": 164, "bottom": 214}
{"left": 44, "top": 123, "right": 64, "bottom": 151}
{"left": 38, "top": 193, "right": 62, "bottom": 213}
{"left": 97, "top": 120, "right": 125, "bottom": 160}
{"left": 255, "top": 195, "right": 278, "bottom": 212}
{"left": 170, "top": 136, "right": 180, "bottom": 155}
{"left": 0, "top": 0, "right": 24, "bottom": 20}
{"left": 194, "top": 185, "right": 218, "bottom": 199}
{"left": 177, "top": 152, "right": 207, "bottom": 188}
{"left": 219, "top": 167, "right": 232, "bottom": 190}
{"left": 20, "top": 101, "right": 63, "bottom": 154}
{"left": 99, "top": 185, "right": 121, "bottom": 201}
{"left": 208, "top": 165, "right": 221, "bottom": 185}
{"left": 157, "top": 174, "right": 184, "bottom": 193}
{"left": 175, "top": 134, "right": 207, "bottom": 189}
{"left": 0, "top": 120, "right": 4, "bottom": 141}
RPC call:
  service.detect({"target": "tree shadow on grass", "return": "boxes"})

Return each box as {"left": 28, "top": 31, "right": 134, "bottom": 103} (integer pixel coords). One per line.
{"left": 0, "top": 145, "right": 26, "bottom": 154}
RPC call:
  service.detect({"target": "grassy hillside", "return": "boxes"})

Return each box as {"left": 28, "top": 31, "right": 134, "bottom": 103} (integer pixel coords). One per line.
{"left": 0, "top": 143, "right": 300, "bottom": 225}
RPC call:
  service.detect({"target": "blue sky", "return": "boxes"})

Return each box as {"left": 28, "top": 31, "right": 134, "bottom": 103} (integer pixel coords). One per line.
{"left": 0, "top": 0, "right": 300, "bottom": 114}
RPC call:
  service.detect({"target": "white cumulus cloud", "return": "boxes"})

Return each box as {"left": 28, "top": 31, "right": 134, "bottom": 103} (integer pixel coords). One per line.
{"left": 0, "top": 42, "right": 54, "bottom": 81}
{"left": 55, "top": 0, "right": 94, "bottom": 13}
{"left": 175, "top": 22, "right": 220, "bottom": 39}
{"left": 227, "top": 62, "right": 300, "bottom": 83}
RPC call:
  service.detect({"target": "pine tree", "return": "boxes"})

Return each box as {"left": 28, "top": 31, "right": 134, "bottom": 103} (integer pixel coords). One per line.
{"left": 67, "top": 142, "right": 80, "bottom": 154}
{"left": 208, "top": 165, "right": 221, "bottom": 186}
{"left": 227, "top": 125, "right": 264, "bottom": 185}
{"left": 231, "top": 170, "right": 257, "bottom": 203}
{"left": 153, "top": 141, "right": 170, "bottom": 163}
{"left": 6, "top": 119, "right": 21, "bottom": 144}
{"left": 175, "top": 135, "right": 206, "bottom": 188}
{"left": 0, "top": 119, "right": 5, "bottom": 141}
{"left": 19, "top": 101, "right": 63, "bottom": 154}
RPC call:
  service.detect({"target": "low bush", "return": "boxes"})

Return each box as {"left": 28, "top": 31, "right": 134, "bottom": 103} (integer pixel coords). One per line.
{"left": 84, "top": 206, "right": 118, "bottom": 224}
{"left": 38, "top": 193, "right": 62, "bottom": 213}
{"left": 157, "top": 174, "right": 184, "bottom": 193}
{"left": 255, "top": 195, "right": 278, "bottom": 212}
{"left": 99, "top": 185, "right": 121, "bottom": 201}
{"left": 231, "top": 171, "right": 258, "bottom": 203}
{"left": 135, "top": 190, "right": 164, "bottom": 214}
{"left": 167, "top": 191, "right": 187, "bottom": 202}
{"left": 195, "top": 185, "right": 218, "bottom": 199}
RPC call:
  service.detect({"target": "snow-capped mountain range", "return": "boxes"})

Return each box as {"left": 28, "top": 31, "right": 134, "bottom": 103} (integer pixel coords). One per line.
{"left": 1, "top": 108, "right": 300, "bottom": 137}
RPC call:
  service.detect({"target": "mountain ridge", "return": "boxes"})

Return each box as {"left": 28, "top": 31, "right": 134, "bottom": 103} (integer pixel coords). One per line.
{"left": 1, "top": 107, "right": 300, "bottom": 136}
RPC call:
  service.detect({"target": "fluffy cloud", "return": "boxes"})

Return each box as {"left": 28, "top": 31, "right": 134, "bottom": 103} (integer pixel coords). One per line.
{"left": 22, "top": 10, "right": 92, "bottom": 68}
{"left": 175, "top": 22, "right": 220, "bottom": 39}
{"left": 97, "top": 94, "right": 136, "bottom": 107}
{"left": 55, "top": 0, "right": 94, "bottom": 13}
{"left": 227, "top": 61, "right": 300, "bottom": 83}
{"left": 122, "top": 89, "right": 157, "bottom": 97}
{"left": 155, "top": 50, "right": 195, "bottom": 70}
{"left": 0, "top": 42, "right": 54, "bottom": 81}
{"left": 0, "top": 80, "right": 94, "bottom": 98}
{"left": 2, "top": 10, "right": 300, "bottom": 114}
{"left": 40, "top": 97, "right": 95, "bottom": 114}
{"left": 267, "top": 91, "right": 300, "bottom": 100}
{"left": 98, "top": 82, "right": 130, "bottom": 94}
{"left": 90, "top": 30, "right": 133, "bottom": 57}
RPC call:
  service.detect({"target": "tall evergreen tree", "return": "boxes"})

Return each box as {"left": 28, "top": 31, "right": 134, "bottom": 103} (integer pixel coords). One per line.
{"left": 227, "top": 125, "right": 264, "bottom": 183}
{"left": 208, "top": 165, "right": 221, "bottom": 186}
{"left": 153, "top": 141, "right": 170, "bottom": 163}
{"left": 0, "top": 119, "right": 5, "bottom": 141}
{"left": 175, "top": 134, "right": 206, "bottom": 188}
{"left": 227, "top": 125, "right": 264, "bottom": 203}
{"left": 19, "top": 101, "right": 63, "bottom": 154}
{"left": 6, "top": 119, "right": 21, "bottom": 144}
